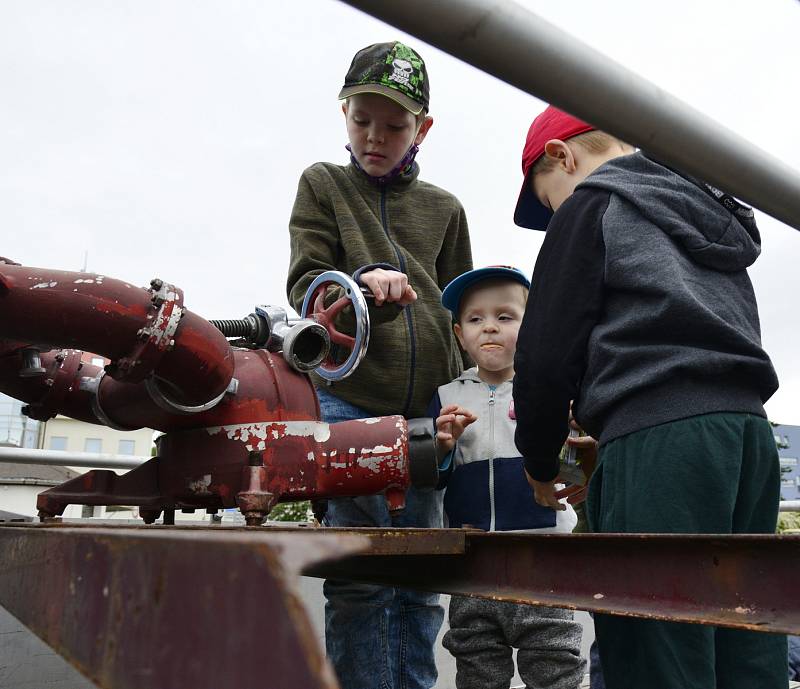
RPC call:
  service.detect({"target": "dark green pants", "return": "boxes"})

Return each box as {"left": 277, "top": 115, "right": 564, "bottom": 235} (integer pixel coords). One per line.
{"left": 586, "top": 412, "right": 787, "bottom": 689}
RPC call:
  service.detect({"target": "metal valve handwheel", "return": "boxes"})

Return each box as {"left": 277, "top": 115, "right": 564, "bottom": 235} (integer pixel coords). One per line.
{"left": 300, "top": 271, "right": 370, "bottom": 381}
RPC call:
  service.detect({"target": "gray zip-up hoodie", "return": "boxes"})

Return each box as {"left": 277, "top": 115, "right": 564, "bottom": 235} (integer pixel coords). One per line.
{"left": 432, "top": 369, "right": 576, "bottom": 532}
{"left": 514, "top": 153, "right": 779, "bottom": 481}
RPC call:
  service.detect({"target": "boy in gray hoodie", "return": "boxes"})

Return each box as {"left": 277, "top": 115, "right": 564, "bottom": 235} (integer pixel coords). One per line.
{"left": 431, "top": 266, "right": 585, "bottom": 689}
{"left": 511, "top": 106, "right": 786, "bottom": 689}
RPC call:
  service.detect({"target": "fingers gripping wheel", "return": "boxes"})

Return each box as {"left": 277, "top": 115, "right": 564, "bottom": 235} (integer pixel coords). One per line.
{"left": 300, "top": 271, "right": 370, "bottom": 381}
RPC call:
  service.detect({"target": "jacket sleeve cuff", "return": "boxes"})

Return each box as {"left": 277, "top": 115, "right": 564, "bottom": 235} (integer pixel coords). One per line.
{"left": 524, "top": 456, "right": 560, "bottom": 483}
{"left": 436, "top": 447, "right": 455, "bottom": 490}
{"left": 352, "top": 263, "right": 400, "bottom": 284}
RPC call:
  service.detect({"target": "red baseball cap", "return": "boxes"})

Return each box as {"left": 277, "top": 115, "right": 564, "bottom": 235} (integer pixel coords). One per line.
{"left": 513, "top": 106, "right": 595, "bottom": 231}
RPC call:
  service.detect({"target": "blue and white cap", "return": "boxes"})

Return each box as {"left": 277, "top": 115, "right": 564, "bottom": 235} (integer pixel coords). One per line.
{"left": 441, "top": 265, "right": 531, "bottom": 316}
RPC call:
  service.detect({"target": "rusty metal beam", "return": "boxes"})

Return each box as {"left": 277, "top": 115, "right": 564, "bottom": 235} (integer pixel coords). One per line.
{"left": 304, "top": 530, "right": 800, "bottom": 635}
{"left": 0, "top": 524, "right": 368, "bottom": 689}
{"left": 3, "top": 524, "right": 799, "bottom": 689}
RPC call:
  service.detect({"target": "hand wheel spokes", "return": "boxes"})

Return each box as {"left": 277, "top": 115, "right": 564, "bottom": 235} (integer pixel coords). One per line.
{"left": 300, "top": 272, "right": 370, "bottom": 381}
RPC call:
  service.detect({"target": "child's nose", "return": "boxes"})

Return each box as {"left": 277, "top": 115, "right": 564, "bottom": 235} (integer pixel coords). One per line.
{"left": 367, "top": 126, "right": 384, "bottom": 144}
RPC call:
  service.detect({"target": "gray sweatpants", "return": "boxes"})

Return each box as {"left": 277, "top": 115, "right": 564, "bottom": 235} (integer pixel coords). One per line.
{"left": 443, "top": 596, "right": 585, "bottom": 689}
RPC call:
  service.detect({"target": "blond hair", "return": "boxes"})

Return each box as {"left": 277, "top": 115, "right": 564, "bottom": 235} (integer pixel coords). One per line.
{"left": 531, "top": 130, "right": 630, "bottom": 176}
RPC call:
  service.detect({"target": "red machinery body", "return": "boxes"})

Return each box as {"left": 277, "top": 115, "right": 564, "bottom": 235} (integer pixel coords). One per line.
{"left": 0, "top": 260, "right": 437, "bottom": 524}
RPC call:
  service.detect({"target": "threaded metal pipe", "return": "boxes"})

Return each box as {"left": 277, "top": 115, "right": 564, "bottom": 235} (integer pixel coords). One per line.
{"left": 210, "top": 317, "right": 256, "bottom": 339}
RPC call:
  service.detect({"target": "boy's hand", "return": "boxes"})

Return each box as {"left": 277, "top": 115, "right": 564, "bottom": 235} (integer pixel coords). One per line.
{"left": 436, "top": 404, "right": 477, "bottom": 454}
{"left": 553, "top": 407, "right": 599, "bottom": 506}
{"left": 359, "top": 269, "right": 417, "bottom": 307}
{"left": 525, "top": 471, "right": 567, "bottom": 511}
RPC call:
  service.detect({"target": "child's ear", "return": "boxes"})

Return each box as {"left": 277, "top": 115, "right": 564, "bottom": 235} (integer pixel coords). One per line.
{"left": 453, "top": 321, "right": 466, "bottom": 349}
{"left": 543, "top": 139, "right": 577, "bottom": 173}
{"left": 341, "top": 102, "right": 348, "bottom": 117}
{"left": 414, "top": 115, "right": 434, "bottom": 146}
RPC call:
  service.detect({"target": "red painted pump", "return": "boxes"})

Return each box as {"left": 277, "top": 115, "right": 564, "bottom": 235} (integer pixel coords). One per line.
{"left": 0, "top": 257, "right": 438, "bottom": 525}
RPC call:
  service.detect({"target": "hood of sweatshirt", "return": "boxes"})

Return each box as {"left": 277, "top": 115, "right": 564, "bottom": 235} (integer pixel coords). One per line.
{"left": 453, "top": 367, "right": 485, "bottom": 385}
{"left": 577, "top": 152, "right": 761, "bottom": 272}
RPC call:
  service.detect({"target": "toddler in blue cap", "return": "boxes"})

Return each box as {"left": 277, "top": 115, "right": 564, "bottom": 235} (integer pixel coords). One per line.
{"left": 431, "top": 266, "right": 585, "bottom": 689}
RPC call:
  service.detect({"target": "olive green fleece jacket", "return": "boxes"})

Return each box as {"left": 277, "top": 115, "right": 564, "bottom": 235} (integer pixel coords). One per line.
{"left": 287, "top": 161, "right": 472, "bottom": 418}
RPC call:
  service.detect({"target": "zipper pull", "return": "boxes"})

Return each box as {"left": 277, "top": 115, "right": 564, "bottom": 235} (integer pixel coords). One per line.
{"left": 488, "top": 388, "right": 496, "bottom": 405}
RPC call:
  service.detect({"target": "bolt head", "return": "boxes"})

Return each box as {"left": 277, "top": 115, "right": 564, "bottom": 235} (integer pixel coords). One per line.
{"left": 150, "top": 278, "right": 163, "bottom": 290}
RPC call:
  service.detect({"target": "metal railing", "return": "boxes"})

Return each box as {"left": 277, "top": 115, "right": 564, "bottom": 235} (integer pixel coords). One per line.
{"left": 0, "top": 446, "right": 144, "bottom": 470}
{"left": 341, "top": 0, "right": 800, "bottom": 231}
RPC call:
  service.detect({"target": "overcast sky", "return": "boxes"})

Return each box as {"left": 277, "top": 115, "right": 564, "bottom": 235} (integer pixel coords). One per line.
{"left": 2, "top": 1, "right": 799, "bottom": 423}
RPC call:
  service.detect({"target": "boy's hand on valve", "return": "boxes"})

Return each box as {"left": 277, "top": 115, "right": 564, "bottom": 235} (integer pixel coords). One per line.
{"left": 435, "top": 404, "right": 477, "bottom": 454}
{"left": 359, "top": 268, "right": 418, "bottom": 307}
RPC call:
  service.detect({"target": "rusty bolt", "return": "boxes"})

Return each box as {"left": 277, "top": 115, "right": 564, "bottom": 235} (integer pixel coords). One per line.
{"left": 44, "top": 378, "right": 54, "bottom": 387}
{"left": 150, "top": 278, "right": 163, "bottom": 291}
{"left": 244, "top": 511, "right": 267, "bottom": 527}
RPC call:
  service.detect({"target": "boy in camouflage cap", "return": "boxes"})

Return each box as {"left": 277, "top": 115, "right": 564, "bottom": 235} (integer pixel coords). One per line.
{"left": 286, "top": 41, "right": 473, "bottom": 689}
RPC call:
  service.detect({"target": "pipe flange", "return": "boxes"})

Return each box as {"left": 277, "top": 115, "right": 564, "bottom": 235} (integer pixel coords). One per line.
{"left": 106, "top": 280, "right": 185, "bottom": 384}
{"left": 24, "top": 349, "right": 83, "bottom": 422}
{"left": 144, "top": 375, "right": 231, "bottom": 415}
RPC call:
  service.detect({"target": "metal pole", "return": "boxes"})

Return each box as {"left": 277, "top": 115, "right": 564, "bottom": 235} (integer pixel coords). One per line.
{"left": 339, "top": 0, "right": 800, "bottom": 231}
{"left": 0, "top": 446, "right": 144, "bottom": 469}
{"left": 780, "top": 500, "right": 800, "bottom": 513}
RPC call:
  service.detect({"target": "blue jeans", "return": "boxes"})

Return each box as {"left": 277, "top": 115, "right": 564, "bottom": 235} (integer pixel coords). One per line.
{"left": 317, "top": 387, "right": 444, "bottom": 689}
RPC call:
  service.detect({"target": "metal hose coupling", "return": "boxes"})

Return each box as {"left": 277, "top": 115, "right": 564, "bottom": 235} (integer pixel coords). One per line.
{"left": 405, "top": 417, "right": 439, "bottom": 490}
{"left": 274, "top": 319, "right": 330, "bottom": 372}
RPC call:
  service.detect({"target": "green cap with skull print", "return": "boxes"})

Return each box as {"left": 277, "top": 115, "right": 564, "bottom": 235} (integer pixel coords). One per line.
{"left": 338, "top": 41, "right": 429, "bottom": 115}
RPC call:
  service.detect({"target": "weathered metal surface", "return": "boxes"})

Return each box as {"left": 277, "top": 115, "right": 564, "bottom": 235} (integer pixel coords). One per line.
{"left": 0, "top": 524, "right": 368, "bottom": 689}
{"left": 304, "top": 530, "right": 800, "bottom": 634}
{"left": 3, "top": 523, "right": 798, "bottom": 688}
{"left": 0, "top": 261, "right": 430, "bottom": 525}
{"left": 9, "top": 524, "right": 796, "bottom": 634}
{"left": 0, "top": 263, "right": 234, "bottom": 404}
{"left": 0, "top": 341, "right": 328, "bottom": 452}
{"left": 35, "top": 416, "right": 437, "bottom": 520}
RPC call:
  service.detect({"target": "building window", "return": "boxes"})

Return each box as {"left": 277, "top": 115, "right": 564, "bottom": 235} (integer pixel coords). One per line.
{"left": 780, "top": 457, "right": 798, "bottom": 468}
{"left": 49, "top": 436, "right": 68, "bottom": 451}
{"left": 118, "top": 439, "right": 136, "bottom": 455}
{"left": 775, "top": 434, "right": 791, "bottom": 449}
{"left": 84, "top": 438, "right": 102, "bottom": 453}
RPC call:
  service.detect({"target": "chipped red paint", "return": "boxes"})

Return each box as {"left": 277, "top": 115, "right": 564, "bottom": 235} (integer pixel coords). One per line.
{"left": 0, "top": 263, "right": 234, "bottom": 405}
{"left": 0, "top": 261, "right": 426, "bottom": 524}
{"left": 36, "top": 416, "right": 416, "bottom": 518}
